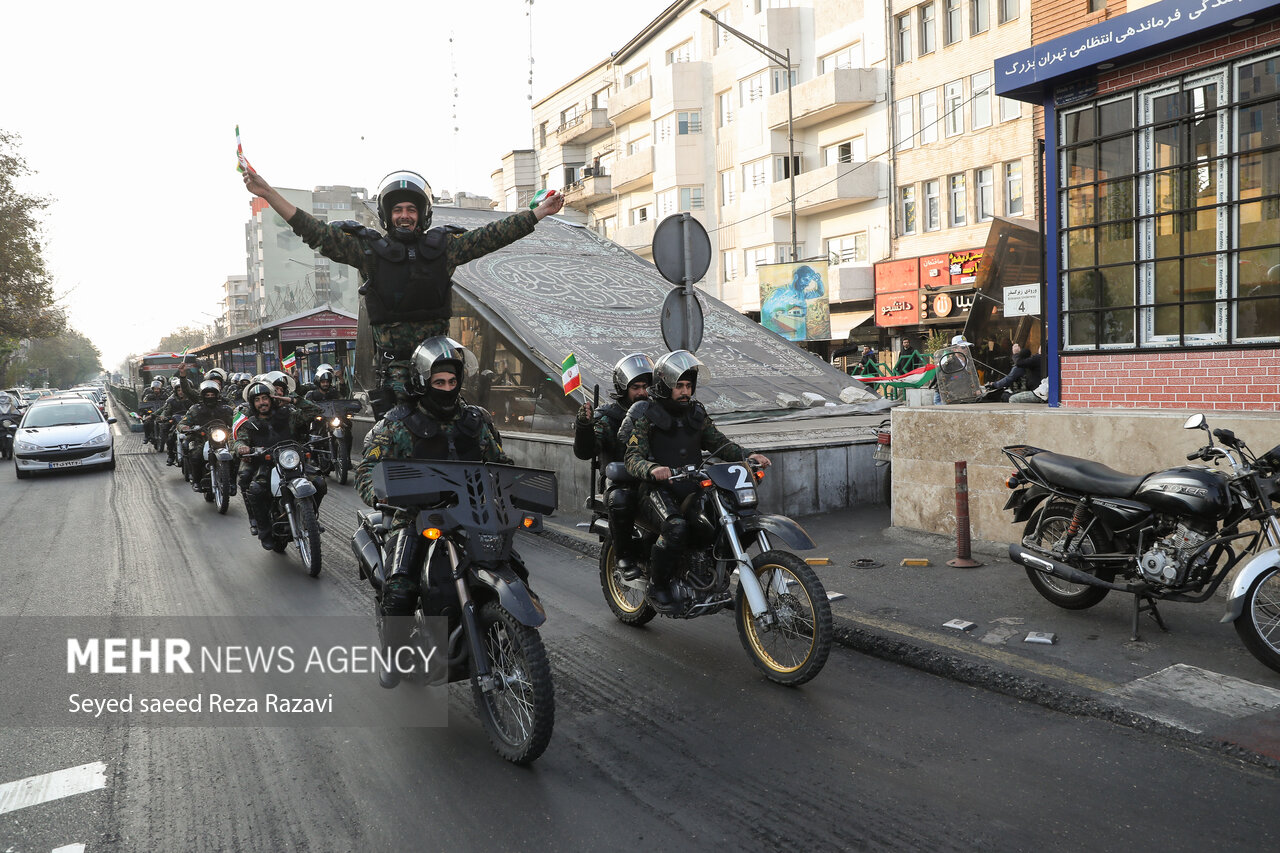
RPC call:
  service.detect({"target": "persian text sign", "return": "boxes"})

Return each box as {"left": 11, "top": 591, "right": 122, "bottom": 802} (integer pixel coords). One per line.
{"left": 1004, "top": 284, "right": 1042, "bottom": 318}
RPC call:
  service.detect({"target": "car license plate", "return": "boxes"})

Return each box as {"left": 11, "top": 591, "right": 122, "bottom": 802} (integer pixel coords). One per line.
{"left": 49, "top": 459, "right": 84, "bottom": 469}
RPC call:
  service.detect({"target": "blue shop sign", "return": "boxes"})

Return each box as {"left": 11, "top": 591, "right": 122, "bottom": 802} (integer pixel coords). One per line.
{"left": 995, "top": 0, "right": 1279, "bottom": 100}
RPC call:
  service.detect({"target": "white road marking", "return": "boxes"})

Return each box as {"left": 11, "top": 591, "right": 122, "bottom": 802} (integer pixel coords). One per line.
{"left": 1109, "top": 664, "right": 1280, "bottom": 733}
{"left": 52, "top": 844, "right": 87, "bottom": 853}
{"left": 0, "top": 761, "right": 108, "bottom": 816}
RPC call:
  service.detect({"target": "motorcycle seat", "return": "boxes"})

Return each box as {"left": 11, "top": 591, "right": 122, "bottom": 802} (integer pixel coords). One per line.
{"left": 1028, "top": 452, "right": 1146, "bottom": 497}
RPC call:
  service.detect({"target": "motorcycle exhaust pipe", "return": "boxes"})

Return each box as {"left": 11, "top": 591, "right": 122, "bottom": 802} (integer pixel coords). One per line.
{"left": 350, "top": 527, "right": 384, "bottom": 589}
{"left": 1008, "top": 544, "right": 1136, "bottom": 593}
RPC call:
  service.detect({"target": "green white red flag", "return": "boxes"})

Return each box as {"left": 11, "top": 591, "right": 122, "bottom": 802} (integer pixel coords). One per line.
{"left": 560, "top": 353, "right": 581, "bottom": 396}
{"left": 281, "top": 351, "right": 297, "bottom": 371}
{"left": 236, "top": 125, "right": 256, "bottom": 175}
{"left": 855, "top": 364, "right": 936, "bottom": 388}
{"left": 231, "top": 410, "right": 249, "bottom": 439}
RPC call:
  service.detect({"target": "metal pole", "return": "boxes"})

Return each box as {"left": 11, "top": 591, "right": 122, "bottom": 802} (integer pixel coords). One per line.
{"left": 947, "top": 460, "right": 982, "bottom": 568}
{"left": 680, "top": 212, "right": 694, "bottom": 350}
{"left": 786, "top": 48, "right": 797, "bottom": 261}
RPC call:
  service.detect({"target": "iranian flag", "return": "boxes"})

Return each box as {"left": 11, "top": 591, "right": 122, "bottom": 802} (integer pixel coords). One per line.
{"left": 235, "top": 125, "right": 256, "bottom": 175}
{"left": 281, "top": 351, "right": 297, "bottom": 371}
{"left": 856, "top": 364, "right": 936, "bottom": 387}
{"left": 560, "top": 353, "right": 581, "bottom": 396}
{"left": 231, "top": 410, "right": 249, "bottom": 439}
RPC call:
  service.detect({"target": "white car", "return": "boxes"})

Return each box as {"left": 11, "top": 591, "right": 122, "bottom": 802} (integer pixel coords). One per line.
{"left": 13, "top": 397, "right": 116, "bottom": 479}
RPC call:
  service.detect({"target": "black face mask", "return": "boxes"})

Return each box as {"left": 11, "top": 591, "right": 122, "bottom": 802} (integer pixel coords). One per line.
{"left": 659, "top": 395, "right": 692, "bottom": 414}
{"left": 423, "top": 385, "right": 461, "bottom": 418}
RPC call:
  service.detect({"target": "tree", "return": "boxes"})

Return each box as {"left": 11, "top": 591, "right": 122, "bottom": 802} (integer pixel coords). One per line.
{"left": 0, "top": 130, "right": 66, "bottom": 375}
{"left": 153, "top": 325, "right": 211, "bottom": 353}
{"left": 10, "top": 327, "right": 102, "bottom": 389}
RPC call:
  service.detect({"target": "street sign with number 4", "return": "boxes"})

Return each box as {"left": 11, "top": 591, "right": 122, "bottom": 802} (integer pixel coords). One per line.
{"left": 1003, "top": 284, "right": 1041, "bottom": 318}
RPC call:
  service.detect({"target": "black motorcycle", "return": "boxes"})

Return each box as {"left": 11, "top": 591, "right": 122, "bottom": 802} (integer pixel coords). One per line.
{"left": 135, "top": 402, "right": 162, "bottom": 450}
{"left": 0, "top": 412, "right": 16, "bottom": 461}
{"left": 352, "top": 459, "right": 557, "bottom": 764}
{"left": 310, "top": 399, "right": 360, "bottom": 484}
{"left": 198, "top": 420, "right": 234, "bottom": 514}
{"left": 246, "top": 441, "right": 323, "bottom": 576}
{"left": 1004, "top": 414, "right": 1280, "bottom": 673}
{"left": 591, "top": 456, "right": 833, "bottom": 685}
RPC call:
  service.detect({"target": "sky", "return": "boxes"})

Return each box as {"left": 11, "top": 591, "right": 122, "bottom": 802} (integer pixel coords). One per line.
{"left": 3, "top": 0, "right": 669, "bottom": 372}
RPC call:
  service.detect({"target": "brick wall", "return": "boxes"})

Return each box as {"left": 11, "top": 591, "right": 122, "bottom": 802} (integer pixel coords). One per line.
{"left": 1061, "top": 350, "right": 1280, "bottom": 411}
{"left": 1095, "top": 18, "right": 1280, "bottom": 95}
{"left": 1032, "top": 0, "right": 1126, "bottom": 44}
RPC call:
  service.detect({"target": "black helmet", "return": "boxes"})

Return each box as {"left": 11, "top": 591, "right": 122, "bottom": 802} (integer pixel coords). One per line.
{"left": 377, "top": 170, "right": 432, "bottom": 232}
{"left": 198, "top": 379, "right": 222, "bottom": 401}
{"left": 651, "top": 350, "right": 705, "bottom": 400}
{"left": 612, "top": 353, "right": 654, "bottom": 399}
{"left": 409, "top": 336, "right": 473, "bottom": 392}
{"left": 244, "top": 381, "right": 273, "bottom": 404}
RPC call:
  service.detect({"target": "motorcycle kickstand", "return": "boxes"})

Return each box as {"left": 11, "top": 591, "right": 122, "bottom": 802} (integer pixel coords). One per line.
{"left": 1130, "top": 594, "right": 1169, "bottom": 642}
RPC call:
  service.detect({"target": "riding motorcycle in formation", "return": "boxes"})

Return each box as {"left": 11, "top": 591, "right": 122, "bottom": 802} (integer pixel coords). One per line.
{"left": 196, "top": 420, "right": 234, "bottom": 514}
{"left": 247, "top": 440, "right": 323, "bottom": 576}
{"left": 136, "top": 402, "right": 162, "bottom": 450}
{"left": 351, "top": 459, "right": 557, "bottom": 764}
{"left": 310, "top": 399, "right": 360, "bottom": 484}
{"left": 591, "top": 455, "right": 834, "bottom": 685}
{"left": 0, "top": 393, "right": 17, "bottom": 461}
{"left": 1003, "top": 414, "right": 1280, "bottom": 673}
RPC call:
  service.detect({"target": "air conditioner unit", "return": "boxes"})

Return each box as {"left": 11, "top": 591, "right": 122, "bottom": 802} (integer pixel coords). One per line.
{"left": 582, "top": 167, "right": 595, "bottom": 178}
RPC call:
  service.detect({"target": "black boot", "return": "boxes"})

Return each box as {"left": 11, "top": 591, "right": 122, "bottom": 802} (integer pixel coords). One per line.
{"left": 647, "top": 540, "right": 678, "bottom": 607}
{"left": 617, "top": 535, "right": 643, "bottom": 581}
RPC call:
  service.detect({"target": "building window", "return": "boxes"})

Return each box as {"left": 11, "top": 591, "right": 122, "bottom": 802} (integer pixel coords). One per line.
{"left": 723, "top": 251, "right": 739, "bottom": 280}
{"left": 539, "top": 122, "right": 547, "bottom": 148}
{"left": 972, "top": 70, "right": 992, "bottom": 129}
{"left": 998, "top": 0, "right": 1018, "bottom": 24}
{"left": 821, "top": 43, "right": 863, "bottom": 73}
{"left": 717, "top": 90, "right": 734, "bottom": 128}
{"left": 624, "top": 65, "right": 649, "bottom": 88}
{"left": 771, "top": 68, "right": 798, "bottom": 94}
{"left": 720, "top": 170, "right": 737, "bottom": 205}
{"left": 658, "top": 190, "right": 677, "bottom": 218}
{"left": 560, "top": 105, "right": 581, "bottom": 127}
{"left": 949, "top": 174, "right": 967, "bottom": 226}
{"left": 919, "top": 4, "right": 936, "bottom": 55}
{"left": 920, "top": 89, "right": 939, "bottom": 144}
{"left": 945, "top": 0, "right": 962, "bottom": 46}
{"left": 895, "top": 14, "right": 912, "bottom": 64}
{"left": 823, "top": 137, "right": 867, "bottom": 165}
{"left": 774, "top": 155, "right": 802, "bottom": 181}
{"left": 999, "top": 95, "right": 1022, "bottom": 122}
{"left": 744, "top": 159, "right": 768, "bottom": 189}
{"left": 630, "top": 206, "right": 650, "bottom": 225}
{"left": 1088, "top": 0, "right": 1105, "bottom": 11}
{"left": 677, "top": 110, "right": 703, "bottom": 134}
{"left": 739, "top": 71, "right": 767, "bottom": 106}
{"left": 679, "top": 186, "right": 705, "bottom": 211}
{"left": 895, "top": 97, "right": 915, "bottom": 151}
{"left": 713, "top": 6, "right": 732, "bottom": 49}
{"left": 745, "top": 246, "right": 773, "bottom": 278}
{"left": 829, "top": 233, "right": 869, "bottom": 265}
{"left": 666, "top": 40, "right": 694, "bottom": 65}
{"left": 1058, "top": 55, "right": 1280, "bottom": 350}
{"left": 592, "top": 85, "right": 612, "bottom": 110}
{"left": 901, "top": 186, "right": 918, "bottom": 235}
{"left": 976, "top": 167, "right": 995, "bottom": 221}
{"left": 925, "top": 179, "right": 941, "bottom": 231}
{"left": 971, "top": 0, "right": 989, "bottom": 34}
{"left": 944, "top": 80, "right": 964, "bottom": 136}
{"left": 1005, "top": 161, "right": 1024, "bottom": 215}
{"left": 627, "top": 136, "right": 650, "bottom": 156}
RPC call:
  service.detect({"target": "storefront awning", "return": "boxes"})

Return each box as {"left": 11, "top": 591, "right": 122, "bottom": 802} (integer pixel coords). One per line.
{"left": 828, "top": 310, "right": 875, "bottom": 340}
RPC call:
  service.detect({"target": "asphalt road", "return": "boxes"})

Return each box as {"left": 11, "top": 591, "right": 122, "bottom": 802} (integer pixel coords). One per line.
{"left": 3, "top": 423, "right": 1280, "bottom": 852}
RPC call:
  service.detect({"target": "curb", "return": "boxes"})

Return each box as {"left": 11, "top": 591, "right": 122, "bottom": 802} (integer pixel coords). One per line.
{"left": 532, "top": 520, "right": 1280, "bottom": 772}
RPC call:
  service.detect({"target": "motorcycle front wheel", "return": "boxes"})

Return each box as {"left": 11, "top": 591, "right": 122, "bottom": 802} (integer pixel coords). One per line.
{"left": 1234, "top": 566, "right": 1280, "bottom": 675}
{"left": 736, "top": 551, "right": 833, "bottom": 686}
{"left": 295, "top": 499, "right": 322, "bottom": 577}
{"left": 471, "top": 600, "right": 554, "bottom": 765}
{"left": 598, "top": 537, "right": 655, "bottom": 626}
{"left": 1023, "top": 505, "right": 1111, "bottom": 609}
{"left": 334, "top": 438, "right": 350, "bottom": 485}
{"left": 213, "top": 463, "right": 230, "bottom": 515}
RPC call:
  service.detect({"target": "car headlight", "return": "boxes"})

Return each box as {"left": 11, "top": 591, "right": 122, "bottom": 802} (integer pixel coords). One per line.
{"left": 330, "top": 417, "right": 342, "bottom": 428}
{"left": 15, "top": 438, "right": 40, "bottom": 452}
{"left": 278, "top": 448, "right": 302, "bottom": 469}
{"left": 87, "top": 432, "right": 111, "bottom": 447}
{"left": 211, "top": 428, "right": 228, "bottom": 443}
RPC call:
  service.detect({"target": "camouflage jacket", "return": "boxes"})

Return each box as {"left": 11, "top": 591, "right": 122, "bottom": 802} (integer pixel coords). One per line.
{"left": 228, "top": 399, "right": 321, "bottom": 455}
{"left": 287, "top": 208, "right": 538, "bottom": 354}
{"left": 178, "top": 401, "right": 236, "bottom": 433}
{"left": 623, "top": 401, "right": 747, "bottom": 482}
{"left": 157, "top": 394, "right": 194, "bottom": 422}
{"left": 356, "top": 405, "right": 513, "bottom": 514}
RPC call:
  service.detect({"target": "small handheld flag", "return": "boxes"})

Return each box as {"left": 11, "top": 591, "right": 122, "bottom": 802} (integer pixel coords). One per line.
{"left": 282, "top": 351, "right": 297, "bottom": 371}
{"left": 236, "top": 125, "right": 256, "bottom": 175}
{"left": 560, "top": 353, "right": 581, "bottom": 396}
{"left": 231, "top": 410, "right": 249, "bottom": 439}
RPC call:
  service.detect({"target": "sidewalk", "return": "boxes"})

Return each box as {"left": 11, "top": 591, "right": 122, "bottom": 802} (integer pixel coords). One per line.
{"left": 537, "top": 504, "right": 1280, "bottom": 769}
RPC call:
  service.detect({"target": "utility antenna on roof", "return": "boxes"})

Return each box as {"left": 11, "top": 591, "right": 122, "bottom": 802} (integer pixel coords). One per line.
{"left": 450, "top": 31, "right": 460, "bottom": 193}
{"left": 526, "top": 0, "right": 536, "bottom": 147}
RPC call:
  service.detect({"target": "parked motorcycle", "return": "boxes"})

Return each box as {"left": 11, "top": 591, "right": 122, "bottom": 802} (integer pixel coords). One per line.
{"left": 352, "top": 459, "right": 557, "bottom": 764}
{"left": 246, "top": 441, "right": 323, "bottom": 576}
{"left": 590, "top": 456, "right": 833, "bottom": 685}
{"left": 1003, "top": 414, "right": 1280, "bottom": 673}
{"left": 310, "top": 399, "right": 360, "bottom": 484}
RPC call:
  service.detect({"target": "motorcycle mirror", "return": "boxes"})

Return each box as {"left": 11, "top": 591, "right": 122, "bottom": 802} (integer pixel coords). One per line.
{"left": 1183, "top": 413, "right": 1207, "bottom": 431}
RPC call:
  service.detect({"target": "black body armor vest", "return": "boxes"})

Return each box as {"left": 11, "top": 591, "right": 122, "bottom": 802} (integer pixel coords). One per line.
{"left": 353, "top": 224, "right": 466, "bottom": 326}
{"left": 594, "top": 401, "right": 627, "bottom": 463}
{"left": 644, "top": 401, "right": 706, "bottom": 469}
{"left": 403, "top": 405, "right": 485, "bottom": 461}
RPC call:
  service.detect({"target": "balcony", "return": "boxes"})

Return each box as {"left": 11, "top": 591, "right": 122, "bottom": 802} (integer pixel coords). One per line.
{"left": 612, "top": 219, "right": 657, "bottom": 256}
{"left": 768, "top": 68, "right": 882, "bottom": 130}
{"left": 613, "top": 148, "right": 654, "bottom": 193}
{"left": 555, "top": 108, "right": 610, "bottom": 145}
{"left": 607, "top": 77, "right": 652, "bottom": 125}
{"left": 771, "top": 161, "right": 885, "bottom": 216}
{"left": 562, "top": 172, "right": 613, "bottom": 210}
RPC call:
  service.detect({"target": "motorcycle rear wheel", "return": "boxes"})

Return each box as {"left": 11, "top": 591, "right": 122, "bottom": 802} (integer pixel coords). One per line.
{"left": 736, "top": 551, "right": 833, "bottom": 686}
{"left": 1234, "top": 566, "right": 1280, "bottom": 674}
{"left": 599, "top": 538, "right": 655, "bottom": 626}
{"left": 295, "top": 500, "right": 322, "bottom": 577}
{"left": 471, "top": 600, "right": 554, "bottom": 764}
{"left": 1023, "top": 506, "right": 1110, "bottom": 609}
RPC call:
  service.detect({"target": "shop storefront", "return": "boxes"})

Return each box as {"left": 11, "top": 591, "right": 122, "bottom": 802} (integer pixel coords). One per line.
{"left": 192, "top": 307, "right": 358, "bottom": 388}
{"left": 997, "top": 0, "right": 1280, "bottom": 409}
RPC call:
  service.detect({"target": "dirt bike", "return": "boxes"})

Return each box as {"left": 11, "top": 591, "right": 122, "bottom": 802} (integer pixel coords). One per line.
{"left": 245, "top": 441, "right": 323, "bottom": 577}
{"left": 1004, "top": 414, "right": 1280, "bottom": 673}
{"left": 352, "top": 459, "right": 557, "bottom": 764}
{"left": 591, "top": 456, "right": 833, "bottom": 685}
{"left": 309, "top": 399, "right": 360, "bottom": 485}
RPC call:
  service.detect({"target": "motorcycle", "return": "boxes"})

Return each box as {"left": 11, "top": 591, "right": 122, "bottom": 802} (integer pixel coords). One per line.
{"left": 0, "top": 399, "right": 16, "bottom": 461}
{"left": 351, "top": 459, "right": 557, "bottom": 764}
{"left": 590, "top": 455, "right": 834, "bottom": 685}
{"left": 135, "top": 402, "right": 161, "bottom": 449}
{"left": 310, "top": 399, "right": 360, "bottom": 484}
{"left": 197, "top": 420, "right": 234, "bottom": 514}
{"left": 1003, "top": 414, "right": 1280, "bottom": 673}
{"left": 246, "top": 441, "right": 323, "bottom": 576}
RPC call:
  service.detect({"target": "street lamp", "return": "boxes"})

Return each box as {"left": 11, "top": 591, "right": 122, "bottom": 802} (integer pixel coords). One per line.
{"left": 702, "top": 8, "right": 798, "bottom": 261}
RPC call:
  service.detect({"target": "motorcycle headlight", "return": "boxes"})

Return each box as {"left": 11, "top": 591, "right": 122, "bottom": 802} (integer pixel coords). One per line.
{"left": 1, "top": 419, "right": 13, "bottom": 428}
{"left": 330, "top": 417, "right": 342, "bottom": 428}
{"left": 211, "top": 429, "right": 227, "bottom": 443}
{"left": 735, "top": 487, "right": 758, "bottom": 507}
{"left": 278, "top": 448, "right": 302, "bottom": 469}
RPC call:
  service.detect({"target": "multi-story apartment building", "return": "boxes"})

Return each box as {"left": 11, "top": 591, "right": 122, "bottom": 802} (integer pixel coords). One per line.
{"left": 492, "top": 0, "right": 892, "bottom": 344}
{"left": 881, "top": 0, "right": 1037, "bottom": 341}
{"left": 220, "top": 275, "right": 252, "bottom": 337}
